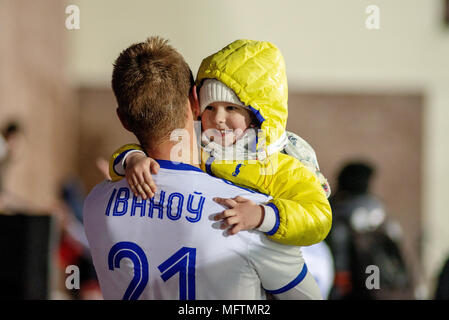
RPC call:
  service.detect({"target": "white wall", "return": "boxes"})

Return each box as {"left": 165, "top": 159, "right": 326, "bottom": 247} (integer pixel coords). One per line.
{"left": 67, "top": 0, "right": 449, "bottom": 296}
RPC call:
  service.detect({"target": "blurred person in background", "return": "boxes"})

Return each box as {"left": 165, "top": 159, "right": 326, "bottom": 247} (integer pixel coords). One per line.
{"left": 96, "top": 157, "right": 111, "bottom": 181}
{"left": 326, "top": 162, "right": 412, "bottom": 299}
{"left": 0, "top": 121, "right": 20, "bottom": 190}
{"left": 434, "top": 255, "right": 449, "bottom": 299}
{"left": 52, "top": 159, "right": 110, "bottom": 299}
{"left": 55, "top": 177, "right": 103, "bottom": 300}
{"left": 0, "top": 120, "right": 31, "bottom": 213}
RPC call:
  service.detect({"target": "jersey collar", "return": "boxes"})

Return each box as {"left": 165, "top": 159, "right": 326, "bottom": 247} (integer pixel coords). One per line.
{"left": 155, "top": 159, "right": 203, "bottom": 173}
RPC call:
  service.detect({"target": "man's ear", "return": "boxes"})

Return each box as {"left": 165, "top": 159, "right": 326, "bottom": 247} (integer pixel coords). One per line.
{"left": 189, "top": 85, "right": 201, "bottom": 120}
{"left": 116, "top": 108, "right": 132, "bottom": 132}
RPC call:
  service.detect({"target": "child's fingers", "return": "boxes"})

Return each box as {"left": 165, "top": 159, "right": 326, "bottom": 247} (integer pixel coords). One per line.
{"left": 225, "top": 216, "right": 240, "bottom": 227}
{"left": 131, "top": 175, "right": 139, "bottom": 189}
{"left": 127, "top": 178, "right": 138, "bottom": 196}
{"left": 129, "top": 183, "right": 138, "bottom": 197}
{"left": 213, "top": 197, "right": 237, "bottom": 208}
{"left": 233, "top": 196, "right": 249, "bottom": 203}
{"left": 141, "top": 183, "right": 154, "bottom": 199}
{"left": 143, "top": 171, "right": 157, "bottom": 194}
{"left": 227, "top": 224, "right": 243, "bottom": 235}
{"left": 213, "top": 209, "right": 236, "bottom": 221}
{"left": 136, "top": 173, "right": 150, "bottom": 195}
{"left": 135, "top": 184, "right": 147, "bottom": 199}
{"left": 136, "top": 172, "right": 146, "bottom": 186}
{"left": 220, "top": 216, "right": 239, "bottom": 229}
{"left": 132, "top": 175, "right": 146, "bottom": 198}
{"left": 149, "top": 160, "right": 160, "bottom": 174}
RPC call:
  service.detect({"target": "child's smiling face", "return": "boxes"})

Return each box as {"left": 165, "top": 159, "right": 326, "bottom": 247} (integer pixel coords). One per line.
{"left": 201, "top": 101, "right": 253, "bottom": 147}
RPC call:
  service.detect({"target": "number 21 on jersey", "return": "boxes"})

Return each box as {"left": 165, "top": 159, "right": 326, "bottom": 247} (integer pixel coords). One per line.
{"left": 108, "top": 241, "right": 196, "bottom": 300}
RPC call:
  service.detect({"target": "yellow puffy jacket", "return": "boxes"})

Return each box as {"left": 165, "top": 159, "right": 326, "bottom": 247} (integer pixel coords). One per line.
{"left": 196, "top": 39, "right": 331, "bottom": 245}
{"left": 109, "top": 39, "right": 332, "bottom": 246}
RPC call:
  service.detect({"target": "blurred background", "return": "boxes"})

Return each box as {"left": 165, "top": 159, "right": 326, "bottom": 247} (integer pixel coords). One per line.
{"left": 0, "top": 0, "right": 448, "bottom": 299}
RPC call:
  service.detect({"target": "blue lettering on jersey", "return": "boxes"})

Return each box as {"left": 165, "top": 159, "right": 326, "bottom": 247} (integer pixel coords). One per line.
{"left": 131, "top": 196, "right": 146, "bottom": 217}
{"left": 149, "top": 191, "right": 165, "bottom": 219}
{"left": 113, "top": 187, "right": 129, "bottom": 216}
{"left": 186, "top": 192, "right": 205, "bottom": 223}
{"left": 105, "top": 188, "right": 117, "bottom": 216}
{"left": 106, "top": 188, "right": 204, "bottom": 223}
{"left": 167, "top": 193, "right": 183, "bottom": 221}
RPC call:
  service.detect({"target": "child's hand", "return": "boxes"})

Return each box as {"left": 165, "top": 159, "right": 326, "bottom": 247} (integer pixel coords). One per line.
{"left": 213, "top": 196, "right": 264, "bottom": 235}
{"left": 126, "top": 152, "right": 160, "bottom": 199}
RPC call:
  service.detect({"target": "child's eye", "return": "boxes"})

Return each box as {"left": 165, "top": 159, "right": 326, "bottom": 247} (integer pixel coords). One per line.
{"left": 226, "top": 106, "right": 237, "bottom": 111}
{"left": 205, "top": 105, "right": 214, "bottom": 110}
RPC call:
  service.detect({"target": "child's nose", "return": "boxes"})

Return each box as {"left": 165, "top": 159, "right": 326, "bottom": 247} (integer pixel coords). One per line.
{"left": 214, "top": 109, "right": 226, "bottom": 123}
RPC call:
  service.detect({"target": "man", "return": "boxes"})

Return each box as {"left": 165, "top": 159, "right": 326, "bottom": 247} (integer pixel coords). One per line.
{"left": 326, "top": 162, "right": 411, "bottom": 299}
{"left": 83, "top": 36, "right": 321, "bottom": 300}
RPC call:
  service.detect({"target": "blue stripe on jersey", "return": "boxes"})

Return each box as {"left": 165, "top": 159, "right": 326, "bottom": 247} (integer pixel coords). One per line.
{"left": 264, "top": 263, "right": 308, "bottom": 294}
{"left": 265, "top": 203, "right": 280, "bottom": 236}
{"left": 155, "top": 159, "right": 203, "bottom": 173}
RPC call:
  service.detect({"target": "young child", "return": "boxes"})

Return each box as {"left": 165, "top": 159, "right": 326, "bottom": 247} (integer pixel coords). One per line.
{"left": 109, "top": 39, "right": 332, "bottom": 246}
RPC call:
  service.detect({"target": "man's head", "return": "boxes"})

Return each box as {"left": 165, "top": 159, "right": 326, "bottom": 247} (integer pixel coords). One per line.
{"left": 112, "top": 36, "right": 196, "bottom": 150}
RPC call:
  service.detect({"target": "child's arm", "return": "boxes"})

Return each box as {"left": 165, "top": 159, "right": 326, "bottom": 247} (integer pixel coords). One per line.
{"left": 109, "top": 143, "right": 144, "bottom": 181}
{"left": 125, "top": 152, "right": 160, "bottom": 199}
{"left": 206, "top": 153, "right": 332, "bottom": 246}
{"left": 263, "top": 155, "right": 332, "bottom": 246}
{"left": 108, "top": 143, "right": 159, "bottom": 198}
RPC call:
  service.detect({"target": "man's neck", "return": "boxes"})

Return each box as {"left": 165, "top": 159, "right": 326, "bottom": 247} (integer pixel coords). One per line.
{"left": 142, "top": 103, "right": 201, "bottom": 167}
{"left": 145, "top": 135, "right": 200, "bottom": 168}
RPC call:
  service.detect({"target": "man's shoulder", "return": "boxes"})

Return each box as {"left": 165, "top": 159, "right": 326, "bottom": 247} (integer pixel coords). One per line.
{"left": 83, "top": 179, "right": 129, "bottom": 227}
{"left": 84, "top": 179, "right": 124, "bottom": 207}
{"left": 87, "top": 179, "right": 115, "bottom": 194}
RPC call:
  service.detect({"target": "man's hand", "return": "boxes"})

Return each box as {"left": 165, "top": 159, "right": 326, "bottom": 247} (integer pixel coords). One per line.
{"left": 126, "top": 152, "right": 160, "bottom": 199}
{"left": 213, "top": 196, "right": 265, "bottom": 235}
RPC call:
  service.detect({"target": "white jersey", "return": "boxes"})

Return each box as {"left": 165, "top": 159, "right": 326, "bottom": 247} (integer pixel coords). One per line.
{"left": 84, "top": 160, "right": 308, "bottom": 300}
{"left": 301, "top": 242, "right": 335, "bottom": 299}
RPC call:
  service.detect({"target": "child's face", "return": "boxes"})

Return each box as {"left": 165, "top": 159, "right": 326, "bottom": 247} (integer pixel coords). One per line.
{"left": 201, "top": 102, "right": 252, "bottom": 147}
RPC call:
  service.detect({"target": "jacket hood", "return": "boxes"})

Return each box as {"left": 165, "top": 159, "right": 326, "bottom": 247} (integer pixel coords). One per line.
{"left": 196, "top": 39, "right": 288, "bottom": 154}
